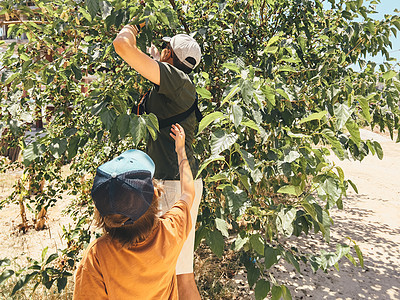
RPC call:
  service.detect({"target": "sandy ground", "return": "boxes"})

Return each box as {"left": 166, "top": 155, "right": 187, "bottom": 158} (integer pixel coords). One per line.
{"left": 268, "top": 129, "right": 400, "bottom": 300}
{"left": 0, "top": 128, "right": 399, "bottom": 299}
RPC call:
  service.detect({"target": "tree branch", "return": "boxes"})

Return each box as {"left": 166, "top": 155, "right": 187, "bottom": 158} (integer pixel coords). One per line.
{"left": 168, "top": 0, "right": 190, "bottom": 33}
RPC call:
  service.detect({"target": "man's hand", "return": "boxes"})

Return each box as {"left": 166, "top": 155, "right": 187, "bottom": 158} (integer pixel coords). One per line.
{"left": 147, "top": 43, "right": 160, "bottom": 61}
{"left": 170, "top": 123, "right": 186, "bottom": 154}
{"left": 116, "top": 24, "right": 139, "bottom": 48}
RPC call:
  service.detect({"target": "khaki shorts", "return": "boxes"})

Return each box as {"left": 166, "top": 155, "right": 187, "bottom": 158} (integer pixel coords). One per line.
{"left": 159, "top": 179, "right": 203, "bottom": 275}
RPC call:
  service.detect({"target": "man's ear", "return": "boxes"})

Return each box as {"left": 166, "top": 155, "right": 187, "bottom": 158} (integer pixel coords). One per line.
{"left": 167, "top": 49, "right": 173, "bottom": 59}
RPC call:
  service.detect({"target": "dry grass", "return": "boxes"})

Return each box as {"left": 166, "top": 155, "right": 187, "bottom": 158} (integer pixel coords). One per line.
{"left": 194, "top": 243, "right": 253, "bottom": 299}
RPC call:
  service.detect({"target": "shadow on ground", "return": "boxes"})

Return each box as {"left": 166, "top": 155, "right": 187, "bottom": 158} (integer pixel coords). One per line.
{"left": 271, "top": 193, "right": 400, "bottom": 300}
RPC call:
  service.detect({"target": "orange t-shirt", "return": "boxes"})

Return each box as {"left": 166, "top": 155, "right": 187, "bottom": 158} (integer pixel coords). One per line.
{"left": 73, "top": 200, "right": 191, "bottom": 300}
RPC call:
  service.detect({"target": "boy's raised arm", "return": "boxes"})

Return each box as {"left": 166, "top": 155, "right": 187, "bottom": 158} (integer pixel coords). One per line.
{"left": 170, "top": 124, "right": 195, "bottom": 208}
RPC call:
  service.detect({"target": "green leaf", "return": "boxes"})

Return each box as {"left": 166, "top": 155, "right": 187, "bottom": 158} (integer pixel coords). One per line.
{"left": 41, "top": 247, "right": 48, "bottom": 262}
{"left": 321, "top": 128, "right": 344, "bottom": 158}
{"left": 382, "top": 70, "right": 397, "bottom": 80}
{"left": 194, "top": 226, "right": 208, "bottom": 249}
{"left": 249, "top": 234, "right": 264, "bottom": 256}
{"left": 246, "top": 262, "right": 260, "bottom": 288}
{"left": 100, "top": 109, "right": 116, "bottom": 130}
{"left": 196, "top": 155, "right": 225, "bottom": 178}
{"left": 45, "top": 253, "right": 59, "bottom": 265}
{"left": 144, "top": 113, "right": 159, "bottom": 141}
{"left": 357, "top": 96, "right": 371, "bottom": 123}
{"left": 345, "top": 253, "right": 357, "bottom": 266}
{"left": 334, "top": 103, "right": 351, "bottom": 130}
{"left": 255, "top": 279, "right": 270, "bottom": 300}
{"left": 271, "top": 285, "right": 282, "bottom": 300}
{"left": 336, "top": 244, "right": 350, "bottom": 259}
{"left": 196, "top": 87, "right": 212, "bottom": 99}
{"left": 266, "top": 35, "right": 281, "bottom": 47}
{"left": 278, "top": 66, "right": 296, "bottom": 73}
{"left": 197, "top": 112, "right": 226, "bottom": 134}
{"left": 347, "top": 179, "right": 358, "bottom": 193}
{"left": 261, "top": 84, "right": 276, "bottom": 106}
{"left": 130, "top": 115, "right": 146, "bottom": 145}
{"left": 23, "top": 142, "right": 45, "bottom": 166}
{"left": 223, "top": 186, "right": 247, "bottom": 213}
{"left": 299, "top": 111, "right": 328, "bottom": 124}
{"left": 277, "top": 185, "right": 302, "bottom": 196}
{"left": 0, "top": 259, "right": 10, "bottom": 267}
{"left": 0, "top": 270, "right": 14, "bottom": 285}
{"left": 264, "top": 46, "right": 278, "bottom": 54}
{"left": 283, "top": 151, "right": 300, "bottom": 163}
{"left": 264, "top": 245, "right": 279, "bottom": 269}
{"left": 223, "top": 62, "right": 241, "bottom": 73}
{"left": 68, "top": 136, "right": 80, "bottom": 160}
{"left": 11, "top": 272, "right": 37, "bottom": 296}
{"left": 335, "top": 166, "right": 345, "bottom": 183}
{"left": 116, "top": 114, "right": 130, "bottom": 138}
{"left": 99, "top": 0, "right": 112, "bottom": 19}
{"left": 215, "top": 218, "right": 229, "bottom": 237}
{"left": 373, "top": 141, "right": 383, "bottom": 159}
{"left": 79, "top": 7, "right": 92, "bottom": 22}
{"left": 276, "top": 88, "right": 289, "bottom": 100}
{"left": 206, "top": 230, "right": 224, "bottom": 258}
{"left": 232, "top": 105, "right": 243, "bottom": 128}
{"left": 354, "top": 244, "right": 364, "bottom": 268}
{"left": 345, "top": 119, "right": 361, "bottom": 146}
{"left": 321, "top": 177, "right": 342, "bottom": 204}
{"left": 11, "top": 277, "right": 26, "bottom": 296}
{"left": 240, "top": 118, "right": 260, "bottom": 132}
{"left": 221, "top": 84, "right": 241, "bottom": 105}
{"left": 205, "top": 172, "right": 229, "bottom": 183}
{"left": 237, "top": 147, "right": 255, "bottom": 170}
{"left": 211, "top": 129, "right": 238, "bottom": 156}
{"left": 49, "top": 138, "right": 68, "bottom": 159}
{"left": 233, "top": 234, "right": 248, "bottom": 251}
{"left": 276, "top": 207, "right": 297, "bottom": 237}
{"left": 282, "top": 285, "right": 292, "bottom": 300}
{"left": 71, "top": 64, "right": 82, "bottom": 81}
{"left": 283, "top": 251, "right": 300, "bottom": 272}
{"left": 86, "top": 0, "right": 100, "bottom": 18}
{"left": 57, "top": 277, "right": 68, "bottom": 292}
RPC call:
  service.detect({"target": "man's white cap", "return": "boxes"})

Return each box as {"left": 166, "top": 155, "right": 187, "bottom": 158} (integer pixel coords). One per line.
{"left": 163, "top": 34, "right": 201, "bottom": 69}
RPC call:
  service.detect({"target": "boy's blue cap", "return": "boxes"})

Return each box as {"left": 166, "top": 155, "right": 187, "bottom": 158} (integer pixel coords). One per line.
{"left": 91, "top": 150, "right": 155, "bottom": 224}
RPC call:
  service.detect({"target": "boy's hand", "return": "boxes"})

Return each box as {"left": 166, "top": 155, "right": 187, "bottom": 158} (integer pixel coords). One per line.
{"left": 170, "top": 124, "right": 185, "bottom": 153}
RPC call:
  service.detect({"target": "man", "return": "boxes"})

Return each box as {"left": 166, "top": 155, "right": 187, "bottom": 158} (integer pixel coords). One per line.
{"left": 113, "top": 23, "right": 203, "bottom": 299}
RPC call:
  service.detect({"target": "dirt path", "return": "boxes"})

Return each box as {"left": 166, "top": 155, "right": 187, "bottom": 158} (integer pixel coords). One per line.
{"left": 272, "top": 129, "right": 400, "bottom": 299}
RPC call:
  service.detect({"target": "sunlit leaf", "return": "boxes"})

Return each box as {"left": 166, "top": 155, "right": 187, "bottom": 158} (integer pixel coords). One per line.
{"left": 197, "top": 112, "right": 226, "bottom": 134}
{"left": 215, "top": 218, "right": 229, "bottom": 237}
{"left": 299, "top": 111, "right": 328, "bottom": 124}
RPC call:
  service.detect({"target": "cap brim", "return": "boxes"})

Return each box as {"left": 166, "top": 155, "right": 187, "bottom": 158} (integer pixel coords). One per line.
{"left": 162, "top": 37, "right": 171, "bottom": 42}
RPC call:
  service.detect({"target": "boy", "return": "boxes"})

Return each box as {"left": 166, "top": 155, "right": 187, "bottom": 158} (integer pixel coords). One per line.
{"left": 113, "top": 20, "right": 203, "bottom": 299}
{"left": 73, "top": 124, "right": 194, "bottom": 299}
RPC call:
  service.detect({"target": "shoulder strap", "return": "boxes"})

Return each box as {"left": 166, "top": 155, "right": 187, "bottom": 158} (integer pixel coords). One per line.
{"left": 158, "top": 94, "right": 203, "bottom": 129}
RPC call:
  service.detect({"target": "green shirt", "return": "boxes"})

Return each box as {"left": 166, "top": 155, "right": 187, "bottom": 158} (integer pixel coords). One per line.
{"left": 146, "top": 61, "right": 198, "bottom": 180}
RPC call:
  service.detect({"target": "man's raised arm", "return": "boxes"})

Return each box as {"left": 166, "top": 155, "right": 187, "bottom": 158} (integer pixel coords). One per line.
{"left": 113, "top": 24, "right": 161, "bottom": 85}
